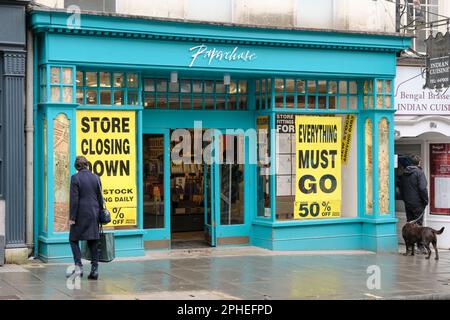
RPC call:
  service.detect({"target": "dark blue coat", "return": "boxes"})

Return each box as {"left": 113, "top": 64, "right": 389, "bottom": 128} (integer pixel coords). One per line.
{"left": 69, "top": 169, "right": 103, "bottom": 241}
{"left": 400, "top": 165, "right": 429, "bottom": 210}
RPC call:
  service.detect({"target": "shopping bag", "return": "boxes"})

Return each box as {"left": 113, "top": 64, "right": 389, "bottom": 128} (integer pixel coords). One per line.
{"left": 80, "top": 232, "right": 115, "bottom": 263}
{"left": 98, "top": 232, "right": 115, "bottom": 262}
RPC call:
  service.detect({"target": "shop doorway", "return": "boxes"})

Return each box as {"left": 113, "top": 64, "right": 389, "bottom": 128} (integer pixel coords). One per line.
{"left": 169, "top": 129, "right": 245, "bottom": 249}
{"left": 142, "top": 129, "right": 246, "bottom": 249}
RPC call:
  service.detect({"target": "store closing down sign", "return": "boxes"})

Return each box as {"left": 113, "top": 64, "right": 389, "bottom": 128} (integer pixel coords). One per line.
{"left": 76, "top": 110, "right": 137, "bottom": 226}
{"left": 294, "top": 116, "right": 341, "bottom": 219}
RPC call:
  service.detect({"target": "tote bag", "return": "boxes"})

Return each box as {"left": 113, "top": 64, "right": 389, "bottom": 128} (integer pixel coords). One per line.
{"left": 81, "top": 230, "right": 115, "bottom": 263}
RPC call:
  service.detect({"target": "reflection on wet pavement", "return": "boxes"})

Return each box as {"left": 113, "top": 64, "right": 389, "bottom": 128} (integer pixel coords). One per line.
{"left": 2, "top": 249, "right": 450, "bottom": 300}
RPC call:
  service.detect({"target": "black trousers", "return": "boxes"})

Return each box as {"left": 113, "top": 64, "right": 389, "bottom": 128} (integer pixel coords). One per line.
{"left": 405, "top": 206, "right": 424, "bottom": 225}
{"left": 70, "top": 240, "right": 99, "bottom": 267}
{"left": 405, "top": 206, "right": 425, "bottom": 249}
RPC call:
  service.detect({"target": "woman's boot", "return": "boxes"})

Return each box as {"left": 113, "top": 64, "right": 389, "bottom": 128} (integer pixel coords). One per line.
{"left": 88, "top": 264, "right": 98, "bottom": 280}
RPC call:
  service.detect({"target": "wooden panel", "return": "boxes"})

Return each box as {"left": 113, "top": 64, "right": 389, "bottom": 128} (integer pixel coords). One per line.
{"left": 144, "top": 240, "right": 170, "bottom": 249}
{"left": 217, "top": 236, "right": 249, "bottom": 246}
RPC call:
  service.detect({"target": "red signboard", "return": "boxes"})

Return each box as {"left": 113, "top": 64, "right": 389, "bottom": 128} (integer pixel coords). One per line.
{"left": 430, "top": 143, "right": 450, "bottom": 215}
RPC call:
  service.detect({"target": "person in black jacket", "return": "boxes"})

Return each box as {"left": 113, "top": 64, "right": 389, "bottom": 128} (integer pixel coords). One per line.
{"left": 400, "top": 154, "right": 429, "bottom": 253}
{"left": 68, "top": 156, "right": 103, "bottom": 280}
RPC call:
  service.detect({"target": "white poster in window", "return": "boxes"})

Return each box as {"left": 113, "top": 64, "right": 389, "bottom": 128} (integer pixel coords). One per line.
{"left": 435, "top": 177, "right": 450, "bottom": 208}
{"left": 277, "top": 175, "right": 292, "bottom": 196}
{"left": 277, "top": 154, "right": 292, "bottom": 175}
{"left": 276, "top": 133, "right": 292, "bottom": 154}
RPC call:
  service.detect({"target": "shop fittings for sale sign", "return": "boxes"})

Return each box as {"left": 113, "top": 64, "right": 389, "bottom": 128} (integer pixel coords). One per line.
{"left": 294, "top": 116, "right": 341, "bottom": 219}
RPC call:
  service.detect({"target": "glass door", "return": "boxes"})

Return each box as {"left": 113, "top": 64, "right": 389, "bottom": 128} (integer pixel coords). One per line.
{"left": 204, "top": 129, "right": 220, "bottom": 246}
{"left": 204, "top": 130, "right": 247, "bottom": 247}
{"left": 142, "top": 130, "right": 170, "bottom": 245}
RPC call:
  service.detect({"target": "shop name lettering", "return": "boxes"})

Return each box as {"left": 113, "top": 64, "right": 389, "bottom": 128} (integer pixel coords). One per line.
{"left": 430, "top": 60, "right": 449, "bottom": 75}
{"left": 397, "top": 91, "right": 450, "bottom": 112}
{"left": 189, "top": 44, "right": 257, "bottom": 67}
{"left": 80, "top": 116, "right": 131, "bottom": 176}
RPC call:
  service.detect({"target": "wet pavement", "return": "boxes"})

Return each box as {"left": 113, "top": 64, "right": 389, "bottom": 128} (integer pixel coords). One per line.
{"left": 1, "top": 246, "right": 450, "bottom": 300}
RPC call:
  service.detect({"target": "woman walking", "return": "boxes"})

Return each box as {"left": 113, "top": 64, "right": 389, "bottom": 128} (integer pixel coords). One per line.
{"left": 68, "top": 156, "right": 103, "bottom": 280}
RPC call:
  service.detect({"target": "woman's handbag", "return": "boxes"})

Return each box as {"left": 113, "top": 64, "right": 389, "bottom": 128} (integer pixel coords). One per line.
{"left": 81, "top": 226, "right": 115, "bottom": 263}
{"left": 96, "top": 176, "right": 111, "bottom": 225}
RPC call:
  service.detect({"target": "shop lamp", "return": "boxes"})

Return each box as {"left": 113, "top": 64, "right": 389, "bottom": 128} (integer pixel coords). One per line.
{"left": 170, "top": 71, "right": 178, "bottom": 83}
{"left": 224, "top": 74, "right": 230, "bottom": 85}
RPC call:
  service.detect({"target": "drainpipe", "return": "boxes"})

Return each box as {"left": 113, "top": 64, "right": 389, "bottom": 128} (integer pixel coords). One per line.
{"left": 25, "top": 30, "right": 34, "bottom": 255}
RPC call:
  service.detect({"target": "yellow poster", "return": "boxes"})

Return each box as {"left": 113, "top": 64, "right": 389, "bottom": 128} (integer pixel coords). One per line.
{"left": 341, "top": 115, "right": 356, "bottom": 165}
{"left": 76, "top": 110, "right": 137, "bottom": 227}
{"left": 294, "top": 116, "right": 341, "bottom": 219}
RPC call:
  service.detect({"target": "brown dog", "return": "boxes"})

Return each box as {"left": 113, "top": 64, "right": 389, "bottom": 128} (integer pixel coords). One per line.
{"left": 402, "top": 218, "right": 445, "bottom": 260}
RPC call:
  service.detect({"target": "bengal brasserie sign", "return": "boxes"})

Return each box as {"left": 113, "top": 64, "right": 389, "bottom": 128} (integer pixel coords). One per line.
{"left": 76, "top": 110, "right": 137, "bottom": 227}
{"left": 189, "top": 44, "right": 257, "bottom": 67}
{"left": 425, "top": 32, "right": 450, "bottom": 89}
{"left": 395, "top": 66, "right": 450, "bottom": 115}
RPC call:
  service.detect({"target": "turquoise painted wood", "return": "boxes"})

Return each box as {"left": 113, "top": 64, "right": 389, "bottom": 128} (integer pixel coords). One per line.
{"left": 31, "top": 9, "right": 410, "bottom": 258}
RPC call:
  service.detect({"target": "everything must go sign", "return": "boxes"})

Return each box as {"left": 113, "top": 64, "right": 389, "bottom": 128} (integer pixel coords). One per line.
{"left": 395, "top": 66, "right": 450, "bottom": 115}
{"left": 293, "top": 116, "right": 341, "bottom": 219}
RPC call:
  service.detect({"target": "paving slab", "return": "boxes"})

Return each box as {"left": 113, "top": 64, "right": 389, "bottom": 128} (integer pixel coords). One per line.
{"left": 2, "top": 247, "right": 450, "bottom": 300}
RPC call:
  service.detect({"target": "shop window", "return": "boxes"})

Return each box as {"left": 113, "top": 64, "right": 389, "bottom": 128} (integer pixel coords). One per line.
{"left": 365, "top": 118, "right": 373, "bottom": 214}
{"left": 76, "top": 71, "right": 140, "bottom": 106}
{"left": 429, "top": 143, "right": 450, "bottom": 216}
{"left": 143, "top": 134, "right": 165, "bottom": 229}
{"left": 43, "top": 118, "right": 48, "bottom": 232}
{"left": 143, "top": 78, "right": 248, "bottom": 110}
{"left": 363, "top": 80, "right": 374, "bottom": 109}
{"left": 275, "top": 122, "right": 295, "bottom": 220}
{"left": 219, "top": 134, "right": 245, "bottom": 225}
{"left": 257, "top": 116, "right": 271, "bottom": 218}
{"left": 376, "top": 80, "right": 393, "bottom": 109}
{"left": 274, "top": 114, "right": 358, "bottom": 220}
{"left": 46, "top": 66, "right": 75, "bottom": 104}
{"left": 365, "top": 79, "right": 392, "bottom": 109}
{"left": 378, "top": 118, "right": 390, "bottom": 215}
{"left": 257, "top": 78, "right": 358, "bottom": 110}
{"left": 53, "top": 114, "right": 71, "bottom": 232}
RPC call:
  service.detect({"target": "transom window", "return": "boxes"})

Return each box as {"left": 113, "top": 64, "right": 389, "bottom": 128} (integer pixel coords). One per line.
{"left": 143, "top": 78, "right": 248, "bottom": 110}
{"left": 41, "top": 66, "right": 75, "bottom": 103}
{"left": 255, "top": 78, "right": 358, "bottom": 110}
{"left": 76, "top": 71, "right": 139, "bottom": 106}
{"left": 363, "top": 79, "right": 393, "bottom": 109}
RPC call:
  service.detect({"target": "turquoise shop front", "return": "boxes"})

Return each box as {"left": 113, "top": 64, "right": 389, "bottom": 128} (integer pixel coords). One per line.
{"left": 30, "top": 10, "right": 411, "bottom": 262}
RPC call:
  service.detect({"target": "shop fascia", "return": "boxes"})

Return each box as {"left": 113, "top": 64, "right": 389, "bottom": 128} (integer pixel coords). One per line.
{"left": 189, "top": 44, "right": 257, "bottom": 67}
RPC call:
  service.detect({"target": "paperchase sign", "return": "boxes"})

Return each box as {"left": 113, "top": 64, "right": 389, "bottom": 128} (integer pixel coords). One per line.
{"left": 189, "top": 44, "right": 257, "bottom": 67}
{"left": 395, "top": 66, "right": 450, "bottom": 115}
